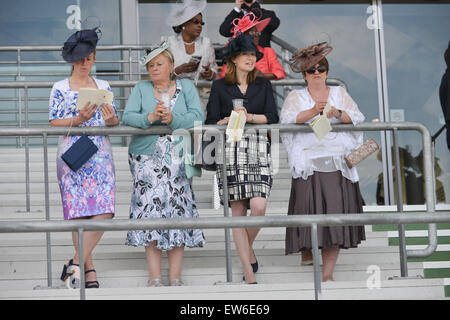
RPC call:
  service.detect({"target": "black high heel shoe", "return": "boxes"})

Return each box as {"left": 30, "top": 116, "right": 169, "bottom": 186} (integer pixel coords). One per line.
{"left": 60, "top": 259, "right": 80, "bottom": 288}
{"left": 85, "top": 269, "right": 100, "bottom": 288}
{"left": 251, "top": 250, "right": 258, "bottom": 273}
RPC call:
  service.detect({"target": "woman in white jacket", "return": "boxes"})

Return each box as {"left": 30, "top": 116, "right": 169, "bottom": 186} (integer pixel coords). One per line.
{"left": 280, "top": 42, "right": 366, "bottom": 282}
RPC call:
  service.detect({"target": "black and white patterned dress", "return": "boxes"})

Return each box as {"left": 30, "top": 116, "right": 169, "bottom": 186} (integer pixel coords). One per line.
{"left": 125, "top": 80, "right": 205, "bottom": 250}
{"left": 216, "top": 131, "right": 273, "bottom": 205}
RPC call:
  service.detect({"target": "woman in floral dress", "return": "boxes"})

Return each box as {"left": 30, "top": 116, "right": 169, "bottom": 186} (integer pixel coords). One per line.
{"left": 123, "top": 42, "right": 205, "bottom": 287}
{"left": 49, "top": 27, "right": 119, "bottom": 288}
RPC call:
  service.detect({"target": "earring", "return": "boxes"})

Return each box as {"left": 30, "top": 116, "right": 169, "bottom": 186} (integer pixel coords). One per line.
{"left": 182, "top": 26, "right": 185, "bottom": 30}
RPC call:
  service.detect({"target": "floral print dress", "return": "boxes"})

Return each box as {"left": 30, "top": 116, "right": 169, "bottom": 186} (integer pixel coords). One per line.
{"left": 49, "top": 78, "right": 117, "bottom": 220}
{"left": 125, "top": 80, "right": 205, "bottom": 250}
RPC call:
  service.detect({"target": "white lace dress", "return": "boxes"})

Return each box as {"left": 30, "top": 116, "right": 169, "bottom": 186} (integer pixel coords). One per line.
{"left": 280, "top": 86, "right": 365, "bottom": 183}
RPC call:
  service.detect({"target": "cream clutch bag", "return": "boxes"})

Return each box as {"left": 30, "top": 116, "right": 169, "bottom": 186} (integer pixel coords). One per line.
{"left": 344, "top": 139, "right": 379, "bottom": 168}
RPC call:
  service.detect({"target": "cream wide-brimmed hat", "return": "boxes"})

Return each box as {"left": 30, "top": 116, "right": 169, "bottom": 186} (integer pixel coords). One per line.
{"left": 166, "top": 0, "right": 207, "bottom": 27}
{"left": 139, "top": 41, "right": 171, "bottom": 66}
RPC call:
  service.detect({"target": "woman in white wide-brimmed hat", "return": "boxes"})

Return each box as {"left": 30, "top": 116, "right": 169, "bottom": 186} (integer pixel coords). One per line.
{"left": 163, "top": 0, "right": 217, "bottom": 85}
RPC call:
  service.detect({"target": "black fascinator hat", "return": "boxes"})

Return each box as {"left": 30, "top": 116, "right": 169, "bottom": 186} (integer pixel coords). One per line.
{"left": 62, "top": 27, "right": 101, "bottom": 63}
{"left": 220, "top": 33, "right": 263, "bottom": 62}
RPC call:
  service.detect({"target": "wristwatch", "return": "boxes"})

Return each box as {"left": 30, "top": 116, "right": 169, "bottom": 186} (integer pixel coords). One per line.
{"left": 337, "top": 109, "right": 343, "bottom": 119}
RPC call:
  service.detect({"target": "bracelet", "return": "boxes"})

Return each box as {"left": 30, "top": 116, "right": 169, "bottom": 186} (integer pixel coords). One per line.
{"left": 251, "top": 114, "right": 255, "bottom": 123}
{"left": 337, "top": 109, "right": 343, "bottom": 119}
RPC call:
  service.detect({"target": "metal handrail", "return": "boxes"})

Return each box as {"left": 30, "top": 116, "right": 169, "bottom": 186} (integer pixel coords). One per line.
{"left": 0, "top": 78, "right": 347, "bottom": 89}
{"left": 0, "top": 122, "right": 437, "bottom": 300}
{"left": 1, "top": 212, "right": 449, "bottom": 300}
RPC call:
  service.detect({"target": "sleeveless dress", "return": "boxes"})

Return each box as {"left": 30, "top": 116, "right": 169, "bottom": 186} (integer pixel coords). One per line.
{"left": 49, "top": 78, "right": 117, "bottom": 220}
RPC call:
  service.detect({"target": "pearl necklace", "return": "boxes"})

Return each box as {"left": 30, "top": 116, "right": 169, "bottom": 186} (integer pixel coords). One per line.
{"left": 184, "top": 40, "right": 195, "bottom": 45}
{"left": 153, "top": 82, "right": 172, "bottom": 93}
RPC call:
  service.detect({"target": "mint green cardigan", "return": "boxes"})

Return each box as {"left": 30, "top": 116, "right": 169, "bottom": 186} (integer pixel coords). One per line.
{"left": 122, "top": 79, "right": 204, "bottom": 155}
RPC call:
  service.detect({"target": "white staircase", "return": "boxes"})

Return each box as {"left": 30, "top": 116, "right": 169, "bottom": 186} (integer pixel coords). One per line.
{"left": 0, "top": 145, "right": 447, "bottom": 300}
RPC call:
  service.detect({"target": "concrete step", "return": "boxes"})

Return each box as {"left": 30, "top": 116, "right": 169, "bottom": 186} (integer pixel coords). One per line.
{"left": 0, "top": 262, "right": 426, "bottom": 291}
{"left": 0, "top": 278, "right": 446, "bottom": 300}
{"left": 0, "top": 228, "right": 387, "bottom": 249}
{"left": 0, "top": 246, "right": 406, "bottom": 278}
{"left": 0, "top": 177, "right": 293, "bottom": 195}
{"left": 0, "top": 205, "right": 294, "bottom": 220}
{"left": 0, "top": 189, "right": 293, "bottom": 207}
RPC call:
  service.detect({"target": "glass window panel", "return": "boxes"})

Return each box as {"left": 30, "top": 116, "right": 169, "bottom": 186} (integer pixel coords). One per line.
{"left": 0, "top": 0, "right": 121, "bottom": 147}
{"left": 383, "top": 3, "right": 450, "bottom": 205}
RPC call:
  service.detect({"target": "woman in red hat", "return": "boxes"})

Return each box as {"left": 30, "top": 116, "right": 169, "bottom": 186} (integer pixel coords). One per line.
{"left": 219, "top": 12, "right": 286, "bottom": 81}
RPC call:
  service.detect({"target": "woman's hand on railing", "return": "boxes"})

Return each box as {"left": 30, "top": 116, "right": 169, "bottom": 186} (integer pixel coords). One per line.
{"left": 217, "top": 117, "right": 229, "bottom": 125}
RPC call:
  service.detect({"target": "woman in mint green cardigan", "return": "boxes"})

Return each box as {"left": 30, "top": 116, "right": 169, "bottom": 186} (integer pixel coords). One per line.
{"left": 123, "top": 43, "right": 205, "bottom": 287}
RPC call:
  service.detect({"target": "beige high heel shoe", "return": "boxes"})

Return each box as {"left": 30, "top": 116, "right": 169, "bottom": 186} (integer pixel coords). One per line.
{"left": 147, "top": 278, "right": 163, "bottom": 287}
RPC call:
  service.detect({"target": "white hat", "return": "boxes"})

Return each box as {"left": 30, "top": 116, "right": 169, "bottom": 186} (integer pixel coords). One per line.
{"left": 139, "top": 41, "right": 171, "bottom": 66}
{"left": 167, "top": 0, "right": 207, "bottom": 27}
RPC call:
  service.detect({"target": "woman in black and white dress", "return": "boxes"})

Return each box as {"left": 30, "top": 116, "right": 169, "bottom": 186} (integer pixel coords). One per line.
{"left": 205, "top": 33, "right": 278, "bottom": 284}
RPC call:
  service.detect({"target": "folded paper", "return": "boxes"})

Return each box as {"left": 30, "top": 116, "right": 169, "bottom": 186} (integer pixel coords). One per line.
{"left": 226, "top": 110, "right": 246, "bottom": 142}
{"left": 76, "top": 88, "right": 114, "bottom": 111}
{"left": 309, "top": 103, "right": 332, "bottom": 140}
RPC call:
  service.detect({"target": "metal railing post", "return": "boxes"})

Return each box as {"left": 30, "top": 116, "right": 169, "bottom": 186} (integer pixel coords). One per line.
{"left": 78, "top": 227, "right": 86, "bottom": 300}
{"left": 392, "top": 128, "right": 408, "bottom": 277}
{"left": 43, "top": 133, "right": 52, "bottom": 287}
{"left": 24, "top": 85, "right": 30, "bottom": 212}
{"left": 221, "top": 131, "right": 233, "bottom": 283}
{"left": 406, "top": 123, "right": 437, "bottom": 258}
{"left": 311, "top": 223, "right": 321, "bottom": 300}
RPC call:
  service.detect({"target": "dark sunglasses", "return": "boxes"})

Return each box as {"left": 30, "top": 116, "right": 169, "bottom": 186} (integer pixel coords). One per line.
{"left": 248, "top": 31, "right": 261, "bottom": 37}
{"left": 189, "top": 19, "right": 205, "bottom": 26}
{"left": 306, "top": 65, "right": 328, "bottom": 74}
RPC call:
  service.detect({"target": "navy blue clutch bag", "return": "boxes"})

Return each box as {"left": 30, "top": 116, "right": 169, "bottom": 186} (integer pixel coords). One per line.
{"left": 61, "top": 135, "right": 98, "bottom": 171}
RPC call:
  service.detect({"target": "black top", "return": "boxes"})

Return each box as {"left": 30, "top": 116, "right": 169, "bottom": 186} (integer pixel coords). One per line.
{"left": 439, "top": 41, "right": 450, "bottom": 149}
{"left": 219, "top": 3, "right": 280, "bottom": 48}
{"left": 205, "top": 77, "right": 279, "bottom": 125}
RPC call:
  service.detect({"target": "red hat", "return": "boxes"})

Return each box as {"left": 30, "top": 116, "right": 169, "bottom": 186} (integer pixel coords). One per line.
{"left": 231, "top": 12, "right": 271, "bottom": 38}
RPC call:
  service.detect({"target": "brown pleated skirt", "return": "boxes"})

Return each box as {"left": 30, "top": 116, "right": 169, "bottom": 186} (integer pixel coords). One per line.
{"left": 285, "top": 171, "right": 366, "bottom": 255}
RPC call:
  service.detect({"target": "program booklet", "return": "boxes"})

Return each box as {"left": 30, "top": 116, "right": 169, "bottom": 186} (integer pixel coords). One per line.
{"left": 226, "top": 110, "right": 246, "bottom": 142}
{"left": 76, "top": 88, "right": 114, "bottom": 111}
{"left": 309, "top": 103, "right": 332, "bottom": 140}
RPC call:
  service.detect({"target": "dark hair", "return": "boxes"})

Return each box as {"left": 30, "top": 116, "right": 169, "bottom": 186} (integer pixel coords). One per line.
{"left": 172, "top": 13, "right": 203, "bottom": 34}
{"left": 302, "top": 57, "right": 329, "bottom": 77}
{"left": 172, "top": 25, "right": 183, "bottom": 34}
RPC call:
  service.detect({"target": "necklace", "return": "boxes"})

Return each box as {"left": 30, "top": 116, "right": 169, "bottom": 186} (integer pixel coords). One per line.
{"left": 153, "top": 82, "right": 172, "bottom": 93}
{"left": 184, "top": 40, "right": 195, "bottom": 45}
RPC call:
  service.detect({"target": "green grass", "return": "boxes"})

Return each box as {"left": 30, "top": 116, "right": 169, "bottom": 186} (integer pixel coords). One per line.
{"left": 372, "top": 223, "right": 450, "bottom": 232}
{"left": 407, "top": 251, "right": 450, "bottom": 262}
{"left": 389, "top": 236, "right": 450, "bottom": 246}
{"left": 424, "top": 268, "right": 450, "bottom": 279}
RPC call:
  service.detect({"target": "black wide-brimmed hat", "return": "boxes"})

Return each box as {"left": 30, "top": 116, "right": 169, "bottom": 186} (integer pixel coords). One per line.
{"left": 220, "top": 33, "right": 263, "bottom": 62}
{"left": 62, "top": 27, "right": 101, "bottom": 63}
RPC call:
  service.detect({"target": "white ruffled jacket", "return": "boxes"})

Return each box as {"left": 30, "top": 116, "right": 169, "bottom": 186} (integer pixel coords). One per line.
{"left": 280, "top": 86, "right": 365, "bottom": 182}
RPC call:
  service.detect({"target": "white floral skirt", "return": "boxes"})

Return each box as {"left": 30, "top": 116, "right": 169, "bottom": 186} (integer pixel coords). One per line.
{"left": 125, "top": 135, "right": 205, "bottom": 250}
